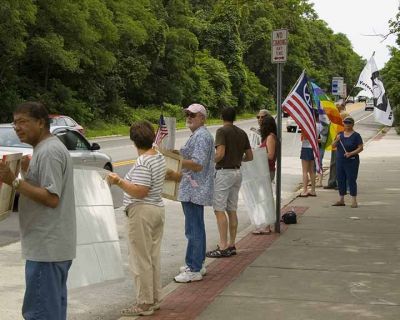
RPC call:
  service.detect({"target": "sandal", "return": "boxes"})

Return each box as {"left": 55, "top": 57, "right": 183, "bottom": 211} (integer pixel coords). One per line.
{"left": 307, "top": 193, "right": 317, "bottom": 197}
{"left": 351, "top": 203, "right": 358, "bottom": 208}
{"left": 299, "top": 193, "right": 308, "bottom": 198}
{"left": 227, "top": 246, "right": 237, "bottom": 255}
{"left": 121, "top": 304, "right": 154, "bottom": 316}
{"left": 206, "top": 246, "right": 231, "bottom": 258}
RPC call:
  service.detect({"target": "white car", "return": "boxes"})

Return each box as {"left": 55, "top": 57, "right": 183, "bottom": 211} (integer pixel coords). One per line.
{"left": 286, "top": 116, "right": 301, "bottom": 132}
{"left": 365, "top": 100, "right": 374, "bottom": 111}
{"left": 0, "top": 124, "right": 113, "bottom": 171}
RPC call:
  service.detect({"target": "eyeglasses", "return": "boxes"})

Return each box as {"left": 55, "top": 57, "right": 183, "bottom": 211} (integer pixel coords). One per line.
{"left": 343, "top": 121, "right": 353, "bottom": 125}
{"left": 185, "top": 112, "right": 197, "bottom": 118}
{"left": 12, "top": 118, "right": 33, "bottom": 128}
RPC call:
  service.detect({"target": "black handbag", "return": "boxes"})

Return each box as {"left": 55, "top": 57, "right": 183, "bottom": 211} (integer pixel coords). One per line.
{"left": 281, "top": 210, "right": 297, "bottom": 224}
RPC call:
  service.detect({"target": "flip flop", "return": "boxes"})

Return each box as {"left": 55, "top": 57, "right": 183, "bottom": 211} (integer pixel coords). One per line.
{"left": 307, "top": 193, "right": 317, "bottom": 197}
{"left": 332, "top": 202, "right": 345, "bottom": 206}
{"left": 299, "top": 193, "right": 308, "bottom": 197}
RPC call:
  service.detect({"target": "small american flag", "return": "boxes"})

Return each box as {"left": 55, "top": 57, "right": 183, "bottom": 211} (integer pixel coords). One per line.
{"left": 282, "top": 71, "right": 321, "bottom": 173}
{"left": 154, "top": 114, "right": 168, "bottom": 146}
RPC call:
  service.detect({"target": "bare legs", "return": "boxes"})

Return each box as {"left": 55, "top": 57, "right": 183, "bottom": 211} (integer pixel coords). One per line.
{"left": 301, "top": 159, "right": 316, "bottom": 196}
{"left": 215, "top": 210, "right": 238, "bottom": 249}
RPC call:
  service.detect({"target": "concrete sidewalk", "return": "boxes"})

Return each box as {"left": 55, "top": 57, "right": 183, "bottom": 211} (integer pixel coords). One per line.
{"left": 142, "top": 127, "right": 400, "bottom": 320}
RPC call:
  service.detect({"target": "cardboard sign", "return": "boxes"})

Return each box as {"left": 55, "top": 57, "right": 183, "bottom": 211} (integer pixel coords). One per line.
{"left": 160, "top": 149, "right": 182, "bottom": 201}
{"left": 0, "top": 152, "right": 22, "bottom": 221}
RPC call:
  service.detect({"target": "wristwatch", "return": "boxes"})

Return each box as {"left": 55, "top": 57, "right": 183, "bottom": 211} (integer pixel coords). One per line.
{"left": 12, "top": 178, "right": 22, "bottom": 189}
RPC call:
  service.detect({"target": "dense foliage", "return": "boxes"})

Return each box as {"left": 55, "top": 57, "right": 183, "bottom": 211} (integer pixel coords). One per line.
{"left": 0, "top": 0, "right": 363, "bottom": 124}
{"left": 382, "top": 8, "right": 400, "bottom": 130}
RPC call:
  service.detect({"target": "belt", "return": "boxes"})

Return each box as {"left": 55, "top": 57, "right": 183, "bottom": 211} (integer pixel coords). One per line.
{"left": 216, "top": 166, "right": 240, "bottom": 170}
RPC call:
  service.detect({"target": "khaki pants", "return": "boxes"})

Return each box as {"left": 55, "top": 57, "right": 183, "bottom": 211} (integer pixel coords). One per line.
{"left": 126, "top": 203, "right": 165, "bottom": 304}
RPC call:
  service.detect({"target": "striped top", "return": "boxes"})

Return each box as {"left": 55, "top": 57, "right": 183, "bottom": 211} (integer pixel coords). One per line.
{"left": 123, "top": 151, "right": 166, "bottom": 208}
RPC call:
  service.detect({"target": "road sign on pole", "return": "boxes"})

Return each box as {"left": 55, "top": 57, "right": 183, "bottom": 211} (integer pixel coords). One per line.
{"left": 332, "top": 76, "right": 344, "bottom": 96}
{"left": 271, "top": 29, "right": 288, "bottom": 64}
{"left": 272, "top": 29, "right": 288, "bottom": 233}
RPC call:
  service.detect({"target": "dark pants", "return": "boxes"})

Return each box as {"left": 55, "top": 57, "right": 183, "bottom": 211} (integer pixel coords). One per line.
{"left": 327, "top": 150, "right": 337, "bottom": 187}
{"left": 23, "top": 260, "right": 72, "bottom": 320}
{"left": 336, "top": 157, "right": 360, "bottom": 196}
{"left": 181, "top": 202, "right": 206, "bottom": 272}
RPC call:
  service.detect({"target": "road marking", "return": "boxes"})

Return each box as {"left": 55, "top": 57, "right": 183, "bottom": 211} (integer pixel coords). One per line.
{"left": 355, "top": 112, "right": 374, "bottom": 124}
{"left": 113, "top": 159, "right": 135, "bottom": 167}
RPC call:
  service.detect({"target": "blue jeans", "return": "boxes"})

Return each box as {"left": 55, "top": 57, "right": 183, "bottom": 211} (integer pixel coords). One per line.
{"left": 336, "top": 157, "right": 360, "bottom": 196}
{"left": 23, "top": 260, "right": 72, "bottom": 320}
{"left": 181, "top": 202, "right": 206, "bottom": 272}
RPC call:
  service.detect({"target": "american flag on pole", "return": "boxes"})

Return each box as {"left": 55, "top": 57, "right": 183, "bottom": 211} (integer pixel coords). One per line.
{"left": 282, "top": 71, "right": 321, "bottom": 173}
{"left": 154, "top": 114, "right": 168, "bottom": 146}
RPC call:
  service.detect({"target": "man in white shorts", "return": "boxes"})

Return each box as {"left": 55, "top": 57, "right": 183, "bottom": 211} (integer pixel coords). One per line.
{"left": 206, "top": 107, "right": 253, "bottom": 258}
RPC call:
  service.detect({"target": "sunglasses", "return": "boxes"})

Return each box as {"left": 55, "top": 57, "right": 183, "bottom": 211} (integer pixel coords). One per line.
{"left": 256, "top": 115, "right": 265, "bottom": 119}
{"left": 185, "top": 112, "right": 197, "bottom": 118}
{"left": 343, "top": 121, "right": 353, "bottom": 124}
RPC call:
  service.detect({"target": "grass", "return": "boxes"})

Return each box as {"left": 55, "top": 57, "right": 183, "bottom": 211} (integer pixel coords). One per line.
{"left": 85, "top": 112, "right": 257, "bottom": 138}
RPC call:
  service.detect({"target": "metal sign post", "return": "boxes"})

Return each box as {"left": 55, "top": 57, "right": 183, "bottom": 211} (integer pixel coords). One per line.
{"left": 272, "top": 29, "right": 288, "bottom": 233}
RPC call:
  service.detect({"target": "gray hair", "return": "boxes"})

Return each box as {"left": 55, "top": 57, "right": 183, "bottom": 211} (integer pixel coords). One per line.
{"left": 258, "top": 109, "right": 270, "bottom": 116}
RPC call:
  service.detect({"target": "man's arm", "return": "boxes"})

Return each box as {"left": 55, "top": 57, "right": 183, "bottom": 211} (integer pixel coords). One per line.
{"left": 17, "top": 181, "right": 60, "bottom": 208}
{"left": 214, "top": 145, "right": 225, "bottom": 163}
{"left": 0, "top": 161, "right": 59, "bottom": 208}
{"left": 182, "top": 159, "right": 203, "bottom": 172}
{"left": 243, "top": 148, "right": 253, "bottom": 162}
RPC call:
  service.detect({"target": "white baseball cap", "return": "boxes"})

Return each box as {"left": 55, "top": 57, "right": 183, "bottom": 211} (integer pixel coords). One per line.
{"left": 185, "top": 103, "right": 207, "bottom": 118}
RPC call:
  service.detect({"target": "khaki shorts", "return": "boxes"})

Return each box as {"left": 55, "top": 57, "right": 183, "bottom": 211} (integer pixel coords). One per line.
{"left": 213, "top": 169, "right": 242, "bottom": 212}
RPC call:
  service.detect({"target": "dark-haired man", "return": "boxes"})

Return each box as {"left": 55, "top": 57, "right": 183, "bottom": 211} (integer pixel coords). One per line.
{"left": 0, "top": 101, "right": 76, "bottom": 320}
{"left": 206, "top": 107, "right": 253, "bottom": 258}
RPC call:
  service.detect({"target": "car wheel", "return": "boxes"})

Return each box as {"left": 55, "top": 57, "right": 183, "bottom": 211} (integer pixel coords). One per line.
{"left": 104, "top": 163, "right": 113, "bottom": 172}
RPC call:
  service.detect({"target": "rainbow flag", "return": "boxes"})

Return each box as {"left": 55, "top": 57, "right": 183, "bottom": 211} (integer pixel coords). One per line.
{"left": 311, "top": 83, "right": 343, "bottom": 150}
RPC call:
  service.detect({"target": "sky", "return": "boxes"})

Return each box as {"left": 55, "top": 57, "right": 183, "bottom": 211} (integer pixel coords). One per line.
{"left": 311, "top": 0, "right": 399, "bottom": 70}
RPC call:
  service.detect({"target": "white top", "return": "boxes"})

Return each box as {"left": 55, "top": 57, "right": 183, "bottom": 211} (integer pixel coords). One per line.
{"left": 123, "top": 151, "right": 166, "bottom": 207}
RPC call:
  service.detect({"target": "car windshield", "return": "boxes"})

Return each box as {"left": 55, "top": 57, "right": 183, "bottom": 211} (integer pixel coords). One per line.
{"left": 0, "top": 127, "right": 31, "bottom": 148}
{"left": 50, "top": 118, "right": 67, "bottom": 126}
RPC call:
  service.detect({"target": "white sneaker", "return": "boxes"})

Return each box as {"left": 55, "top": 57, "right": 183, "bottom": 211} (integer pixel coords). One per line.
{"left": 179, "top": 265, "right": 207, "bottom": 276}
{"left": 174, "top": 271, "right": 203, "bottom": 283}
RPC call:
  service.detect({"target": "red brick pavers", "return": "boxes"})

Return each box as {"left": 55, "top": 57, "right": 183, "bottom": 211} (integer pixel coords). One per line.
{"left": 146, "top": 206, "right": 309, "bottom": 320}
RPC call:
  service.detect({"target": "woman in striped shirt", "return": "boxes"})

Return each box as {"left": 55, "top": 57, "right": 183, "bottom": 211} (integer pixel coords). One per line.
{"left": 108, "top": 120, "right": 166, "bottom": 316}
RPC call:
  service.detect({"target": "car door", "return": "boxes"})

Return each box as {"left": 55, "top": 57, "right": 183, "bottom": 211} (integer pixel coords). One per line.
{"left": 54, "top": 129, "right": 96, "bottom": 167}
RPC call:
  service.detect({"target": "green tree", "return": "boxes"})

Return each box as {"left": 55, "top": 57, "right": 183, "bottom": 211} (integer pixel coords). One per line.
{"left": 0, "top": 0, "right": 36, "bottom": 121}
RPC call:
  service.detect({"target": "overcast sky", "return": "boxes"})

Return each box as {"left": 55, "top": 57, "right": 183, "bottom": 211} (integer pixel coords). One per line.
{"left": 311, "top": 0, "right": 399, "bottom": 70}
